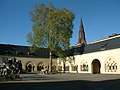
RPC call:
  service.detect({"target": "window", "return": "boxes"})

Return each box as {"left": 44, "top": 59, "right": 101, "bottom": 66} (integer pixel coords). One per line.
{"left": 65, "top": 66, "right": 69, "bottom": 71}
{"left": 71, "top": 66, "right": 78, "bottom": 71}
{"left": 105, "top": 58, "right": 117, "bottom": 72}
{"left": 80, "top": 61, "right": 88, "bottom": 71}
{"left": 57, "top": 66, "right": 62, "bottom": 71}
{"left": 100, "top": 43, "right": 108, "bottom": 50}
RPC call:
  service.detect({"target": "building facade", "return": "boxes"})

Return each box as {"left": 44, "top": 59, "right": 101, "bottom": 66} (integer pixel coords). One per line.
{"left": 1, "top": 19, "right": 120, "bottom": 74}
{"left": 57, "top": 18, "right": 120, "bottom": 74}
{"left": 0, "top": 44, "right": 57, "bottom": 73}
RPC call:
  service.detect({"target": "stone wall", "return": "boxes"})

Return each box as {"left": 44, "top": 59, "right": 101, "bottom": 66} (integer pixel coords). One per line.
{"left": 0, "top": 55, "right": 57, "bottom": 72}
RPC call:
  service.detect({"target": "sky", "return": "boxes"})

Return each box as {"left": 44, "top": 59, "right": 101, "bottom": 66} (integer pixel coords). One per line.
{"left": 0, "top": 0, "right": 120, "bottom": 46}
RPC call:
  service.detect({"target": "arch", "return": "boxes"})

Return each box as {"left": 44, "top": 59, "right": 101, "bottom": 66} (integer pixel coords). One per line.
{"left": 65, "top": 61, "right": 70, "bottom": 71}
{"left": 105, "top": 57, "right": 117, "bottom": 72}
{"left": 37, "top": 62, "right": 44, "bottom": 71}
{"left": 92, "top": 59, "right": 101, "bottom": 74}
{"left": 25, "top": 61, "right": 35, "bottom": 72}
{"left": 57, "top": 65, "right": 62, "bottom": 71}
{"left": 80, "top": 60, "right": 88, "bottom": 71}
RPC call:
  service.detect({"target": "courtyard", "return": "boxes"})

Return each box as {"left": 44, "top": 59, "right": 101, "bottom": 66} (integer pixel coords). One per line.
{"left": 1, "top": 73, "right": 120, "bottom": 90}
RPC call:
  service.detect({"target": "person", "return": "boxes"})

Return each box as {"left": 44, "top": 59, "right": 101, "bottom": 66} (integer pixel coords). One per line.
{"left": 28, "top": 64, "right": 32, "bottom": 72}
{"left": 15, "top": 60, "right": 22, "bottom": 73}
{"left": 33, "top": 65, "right": 35, "bottom": 72}
{"left": 18, "top": 60, "right": 22, "bottom": 73}
{"left": 44, "top": 66, "right": 48, "bottom": 74}
{"left": 13, "top": 57, "right": 16, "bottom": 64}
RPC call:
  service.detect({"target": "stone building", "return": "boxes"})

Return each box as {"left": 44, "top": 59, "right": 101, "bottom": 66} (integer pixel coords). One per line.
{"left": 0, "top": 44, "right": 57, "bottom": 73}
{"left": 57, "top": 18, "right": 120, "bottom": 74}
{"left": 1, "top": 19, "right": 120, "bottom": 74}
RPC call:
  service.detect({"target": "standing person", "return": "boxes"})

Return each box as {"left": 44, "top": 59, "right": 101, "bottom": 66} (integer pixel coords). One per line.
{"left": 33, "top": 65, "right": 35, "bottom": 72}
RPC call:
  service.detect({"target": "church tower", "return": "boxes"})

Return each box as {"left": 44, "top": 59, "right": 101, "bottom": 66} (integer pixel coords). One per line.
{"left": 77, "top": 18, "right": 86, "bottom": 45}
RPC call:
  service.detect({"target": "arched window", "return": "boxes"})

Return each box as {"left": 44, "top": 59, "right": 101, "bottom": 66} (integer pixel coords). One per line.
{"left": 71, "top": 65, "right": 78, "bottom": 71}
{"left": 65, "top": 66, "right": 69, "bottom": 71}
{"left": 25, "top": 61, "right": 35, "bottom": 72}
{"left": 105, "top": 57, "right": 117, "bottom": 72}
{"left": 37, "top": 62, "right": 43, "bottom": 71}
{"left": 80, "top": 61, "right": 88, "bottom": 71}
{"left": 57, "top": 66, "right": 62, "bottom": 71}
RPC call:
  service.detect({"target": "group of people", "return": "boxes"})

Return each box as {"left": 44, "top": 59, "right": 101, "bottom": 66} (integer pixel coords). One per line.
{"left": 37, "top": 65, "right": 48, "bottom": 74}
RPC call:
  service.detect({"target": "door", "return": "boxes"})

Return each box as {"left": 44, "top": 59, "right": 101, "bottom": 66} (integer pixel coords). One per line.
{"left": 92, "top": 59, "right": 101, "bottom": 74}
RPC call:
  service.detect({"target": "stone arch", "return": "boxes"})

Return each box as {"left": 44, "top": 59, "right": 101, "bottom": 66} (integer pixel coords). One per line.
{"left": 25, "top": 61, "right": 35, "bottom": 72}
{"left": 71, "top": 62, "right": 78, "bottom": 72}
{"left": 65, "top": 62, "right": 70, "bottom": 71}
{"left": 105, "top": 57, "right": 117, "bottom": 72}
{"left": 57, "top": 65, "right": 62, "bottom": 71}
{"left": 37, "top": 62, "right": 44, "bottom": 71}
{"left": 80, "top": 60, "right": 88, "bottom": 71}
{"left": 92, "top": 59, "right": 101, "bottom": 74}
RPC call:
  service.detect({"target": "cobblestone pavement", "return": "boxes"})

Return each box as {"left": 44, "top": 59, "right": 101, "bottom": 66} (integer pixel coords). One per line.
{"left": 1, "top": 73, "right": 120, "bottom": 83}
{"left": 20, "top": 73, "right": 120, "bottom": 82}
{"left": 1, "top": 73, "right": 120, "bottom": 90}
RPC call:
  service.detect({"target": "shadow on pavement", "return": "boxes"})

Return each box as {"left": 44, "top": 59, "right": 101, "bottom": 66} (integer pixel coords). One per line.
{"left": 0, "top": 79, "right": 120, "bottom": 90}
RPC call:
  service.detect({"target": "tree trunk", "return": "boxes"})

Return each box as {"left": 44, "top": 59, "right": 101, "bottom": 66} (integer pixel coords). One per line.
{"left": 63, "top": 60, "right": 65, "bottom": 73}
{"left": 49, "top": 51, "right": 52, "bottom": 73}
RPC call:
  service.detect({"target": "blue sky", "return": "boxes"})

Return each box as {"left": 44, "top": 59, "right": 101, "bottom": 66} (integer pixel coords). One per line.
{"left": 0, "top": 0, "right": 120, "bottom": 46}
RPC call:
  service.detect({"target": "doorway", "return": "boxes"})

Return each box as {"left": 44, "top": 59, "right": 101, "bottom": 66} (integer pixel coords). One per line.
{"left": 92, "top": 59, "right": 101, "bottom": 74}
{"left": 25, "top": 62, "right": 34, "bottom": 72}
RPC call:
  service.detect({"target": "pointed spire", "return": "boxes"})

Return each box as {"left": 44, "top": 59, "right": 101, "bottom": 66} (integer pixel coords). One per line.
{"left": 77, "top": 18, "right": 86, "bottom": 45}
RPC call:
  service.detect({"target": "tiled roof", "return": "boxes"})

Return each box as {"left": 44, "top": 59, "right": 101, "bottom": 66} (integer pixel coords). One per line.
{"left": 84, "top": 36, "right": 120, "bottom": 54}
{"left": 0, "top": 44, "right": 50, "bottom": 58}
{"left": 1, "top": 34, "right": 120, "bottom": 57}
{"left": 72, "top": 35, "right": 120, "bottom": 55}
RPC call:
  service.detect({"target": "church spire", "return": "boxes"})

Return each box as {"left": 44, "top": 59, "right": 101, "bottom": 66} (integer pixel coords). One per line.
{"left": 77, "top": 18, "right": 86, "bottom": 45}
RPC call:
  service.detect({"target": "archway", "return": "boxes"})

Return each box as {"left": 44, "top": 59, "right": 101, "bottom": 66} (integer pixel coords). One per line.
{"left": 37, "top": 62, "right": 44, "bottom": 71}
{"left": 92, "top": 59, "right": 101, "bottom": 74}
{"left": 25, "top": 61, "right": 35, "bottom": 72}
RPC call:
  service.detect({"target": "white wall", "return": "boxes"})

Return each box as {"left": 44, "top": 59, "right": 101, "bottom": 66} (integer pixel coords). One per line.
{"left": 57, "top": 48, "right": 120, "bottom": 74}
{"left": 75, "top": 48, "right": 120, "bottom": 74}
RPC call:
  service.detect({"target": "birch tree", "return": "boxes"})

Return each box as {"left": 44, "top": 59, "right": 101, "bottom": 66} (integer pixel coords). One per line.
{"left": 27, "top": 3, "right": 75, "bottom": 73}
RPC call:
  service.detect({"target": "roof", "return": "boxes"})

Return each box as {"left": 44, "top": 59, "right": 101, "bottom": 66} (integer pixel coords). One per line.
{"left": 73, "top": 35, "right": 120, "bottom": 55}
{"left": 91, "top": 33, "right": 120, "bottom": 44}
{"left": 1, "top": 34, "right": 120, "bottom": 57}
{"left": 0, "top": 44, "right": 50, "bottom": 58}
